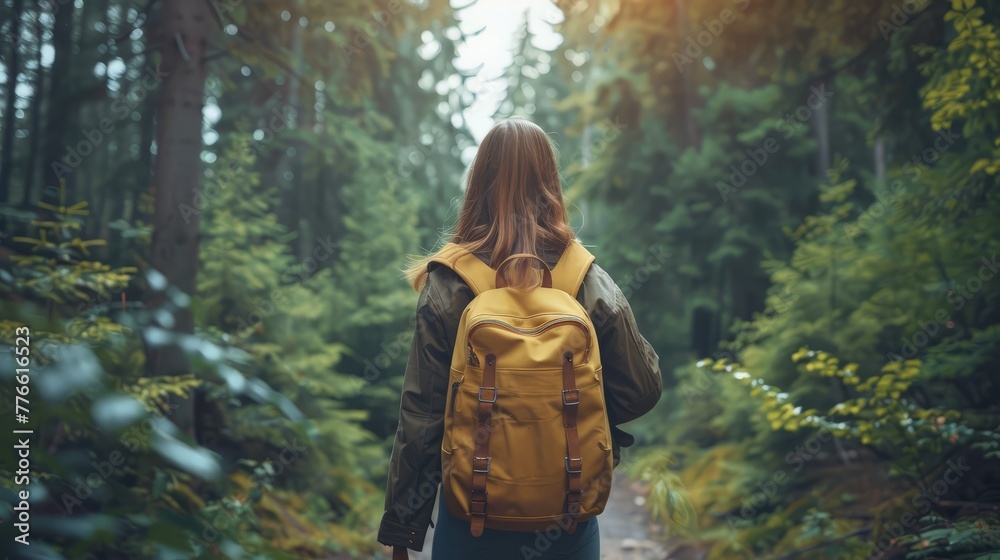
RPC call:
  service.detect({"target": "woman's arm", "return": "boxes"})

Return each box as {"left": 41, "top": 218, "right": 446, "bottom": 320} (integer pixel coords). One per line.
{"left": 597, "top": 281, "right": 663, "bottom": 424}
{"left": 377, "top": 278, "right": 454, "bottom": 551}
{"left": 578, "top": 264, "right": 663, "bottom": 460}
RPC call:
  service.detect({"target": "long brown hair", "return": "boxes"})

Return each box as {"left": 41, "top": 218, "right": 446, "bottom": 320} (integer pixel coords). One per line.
{"left": 408, "top": 117, "right": 576, "bottom": 290}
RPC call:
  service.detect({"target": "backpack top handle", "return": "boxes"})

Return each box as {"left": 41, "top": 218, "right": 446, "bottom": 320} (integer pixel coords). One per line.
{"left": 494, "top": 253, "right": 553, "bottom": 289}
{"left": 428, "top": 240, "right": 594, "bottom": 297}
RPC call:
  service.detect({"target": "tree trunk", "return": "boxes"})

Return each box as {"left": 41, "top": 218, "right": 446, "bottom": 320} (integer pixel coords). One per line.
{"left": 23, "top": 12, "right": 45, "bottom": 208}
{"left": 287, "top": 0, "right": 310, "bottom": 259}
{"left": 874, "top": 138, "right": 886, "bottom": 183}
{"left": 673, "top": 0, "right": 700, "bottom": 148}
{"left": 0, "top": 0, "right": 25, "bottom": 209}
{"left": 40, "top": 0, "right": 76, "bottom": 201}
{"left": 813, "top": 79, "right": 831, "bottom": 177}
{"left": 133, "top": 91, "right": 157, "bottom": 220}
{"left": 145, "top": 0, "right": 212, "bottom": 436}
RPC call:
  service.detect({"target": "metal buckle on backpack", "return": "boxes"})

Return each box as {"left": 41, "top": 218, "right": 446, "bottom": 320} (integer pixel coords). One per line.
{"left": 561, "top": 389, "right": 580, "bottom": 406}
{"left": 565, "top": 456, "right": 583, "bottom": 473}
{"left": 478, "top": 387, "right": 498, "bottom": 403}
{"left": 473, "top": 456, "right": 492, "bottom": 473}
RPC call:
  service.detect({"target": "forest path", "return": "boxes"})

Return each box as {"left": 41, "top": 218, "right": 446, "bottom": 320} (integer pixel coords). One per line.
{"left": 600, "top": 475, "right": 667, "bottom": 559}
{"left": 403, "top": 476, "right": 667, "bottom": 559}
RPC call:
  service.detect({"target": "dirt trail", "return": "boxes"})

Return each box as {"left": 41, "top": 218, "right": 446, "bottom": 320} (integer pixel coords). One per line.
{"left": 404, "top": 477, "right": 667, "bottom": 559}
{"left": 600, "top": 475, "right": 667, "bottom": 560}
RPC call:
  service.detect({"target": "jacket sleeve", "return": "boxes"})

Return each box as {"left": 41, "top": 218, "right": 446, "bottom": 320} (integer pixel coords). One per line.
{"left": 599, "top": 283, "right": 662, "bottom": 425}
{"left": 580, "top": 265, "right": 663, "bottom": 449}
{"left": 377, "top": 276, "right": 454, "bottom": 551}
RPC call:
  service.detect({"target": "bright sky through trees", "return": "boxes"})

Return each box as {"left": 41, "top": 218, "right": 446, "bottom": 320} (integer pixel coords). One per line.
{"left": 452, "top": 0, "right": 563, "bottom": 143}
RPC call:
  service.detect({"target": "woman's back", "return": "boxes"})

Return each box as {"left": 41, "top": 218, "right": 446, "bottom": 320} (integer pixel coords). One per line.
{"left": 378, "top": 118, "right": 662, "bottom": 559}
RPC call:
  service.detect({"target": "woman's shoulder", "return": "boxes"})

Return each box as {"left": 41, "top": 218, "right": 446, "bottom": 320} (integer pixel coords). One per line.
{"left": 578, "top": 261, "right": 628, "bottom": 314}
{"left": 577, "top": 255, "right": 614, "bottom": 288}
{"left": 421, "top": 260, "right": 476, "bottom": 317}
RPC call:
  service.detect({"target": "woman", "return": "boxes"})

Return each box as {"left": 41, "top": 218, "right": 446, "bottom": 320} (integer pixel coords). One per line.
{"left": 378, "top": 117, "right": 662, "bottom": 559}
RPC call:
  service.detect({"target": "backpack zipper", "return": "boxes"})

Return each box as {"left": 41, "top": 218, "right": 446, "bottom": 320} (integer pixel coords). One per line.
{"left": 466, "top": 343, "right": 480, "bottom": 367}
{"left": 450, "top": 380, "right": 461, "bottom": 414}
{"left": 467, "top": 316, "right": 592, "bottom": 363}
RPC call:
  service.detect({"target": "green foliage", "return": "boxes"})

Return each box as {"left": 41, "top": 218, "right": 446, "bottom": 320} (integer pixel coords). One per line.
{"left": 0, "top": 195, "right": 246, "bottom": 558}
{"left": 556, "top": 0, "right": 1000, "bottom": 557}
{"left": 631, "top": 452, "right": 697, "bottom": 531}
{"left": 4, "top": 0, "right": 999, "bottom": 557}
{"left": 3, "top": 187, "right": 135, "bottom": 307}
{"left": 195, "top": 137, "right": 386, "bottom": 556}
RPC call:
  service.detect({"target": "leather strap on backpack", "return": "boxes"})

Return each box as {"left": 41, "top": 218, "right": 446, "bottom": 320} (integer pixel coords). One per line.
{"left": 560, "top": 350, "right": 583, "bottom": 533}
{"left": 470, "top": 353, "right": 497, "bottom": 536}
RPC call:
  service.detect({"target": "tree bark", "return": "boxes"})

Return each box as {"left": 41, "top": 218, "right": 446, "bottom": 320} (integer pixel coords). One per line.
{"left": 134, "top": 91, "right": 157, "bottom": 221}
{"left": 874, "top": 138, "right": 886, "bottom": 183}
{"left": 40, "top": 0, "right": 76, "bottom": 202}
{"left": 0, "top": 0, "right": 25, "bottom": 209}
{"left": 673, "top": 0, "right": 700, "bottom": 148}
{"left": 146, "top": 0, "right": 212, "bottom": 436}
{"left": 813, "top": 79, "right": 831, "bottom": 177}
{"left": 23, "top": 12, "right": 45, "bottom": 208}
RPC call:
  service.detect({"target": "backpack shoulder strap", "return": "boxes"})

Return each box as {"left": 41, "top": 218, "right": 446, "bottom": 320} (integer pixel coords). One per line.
{"left": 427, "top": 243, "right": 496, "bottom": 296}
{"left": 429, "top": 240, "right": 594, "bottom": 297}
{"left": 551, "top": 239, "right": 595, "bottom": 298}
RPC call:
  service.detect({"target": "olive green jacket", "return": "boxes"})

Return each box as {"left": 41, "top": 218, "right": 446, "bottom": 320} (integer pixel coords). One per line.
{"left": 377, "top": 248, "right": 662, "bottom": 551}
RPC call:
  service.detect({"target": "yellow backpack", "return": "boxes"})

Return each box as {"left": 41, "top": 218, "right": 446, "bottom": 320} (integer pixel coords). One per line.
{"left": 430, "top": 240, "right": 613, "bottom": 536}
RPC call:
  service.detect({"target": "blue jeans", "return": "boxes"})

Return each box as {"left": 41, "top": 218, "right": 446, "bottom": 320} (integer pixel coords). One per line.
{"left": 431, "top": 489, "right": 600, "bottom": 560}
